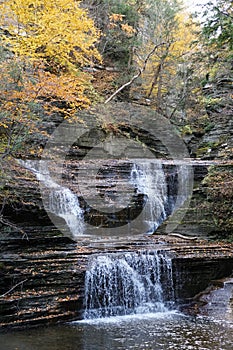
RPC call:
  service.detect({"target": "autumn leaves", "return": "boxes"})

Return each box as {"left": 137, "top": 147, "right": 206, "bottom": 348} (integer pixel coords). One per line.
{"left": 0, "top": 0, "right": 102, "bottom": 157}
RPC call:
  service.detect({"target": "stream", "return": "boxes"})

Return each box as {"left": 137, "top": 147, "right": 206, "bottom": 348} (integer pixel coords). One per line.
{"left": 0, "top": 312, "right": 232, "bottom": 350}
{"left": 1, "top": 159, "right": 231, "bottom": 348}
{"left": 1, "top": 259, "right": 232, "bottom": 350}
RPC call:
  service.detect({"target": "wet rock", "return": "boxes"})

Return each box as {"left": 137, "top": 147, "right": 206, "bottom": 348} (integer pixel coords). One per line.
{"left": 0, "top": 236, "right": 232, "bottom": 330}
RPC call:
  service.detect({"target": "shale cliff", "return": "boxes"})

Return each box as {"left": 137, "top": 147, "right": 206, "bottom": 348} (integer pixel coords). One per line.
{"left": 0, "top": 91, "right": 232, "bottom": 329}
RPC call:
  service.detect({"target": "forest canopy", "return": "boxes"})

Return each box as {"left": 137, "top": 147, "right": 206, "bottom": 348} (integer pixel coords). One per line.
{"left": 0, "top": 0, "right": 102, "bottom": 158}
{"left": 0, "top": 0, "right": 232, "bottom": 239}
{"left": 0, "top": 0, "right": 232, "bottom": 159}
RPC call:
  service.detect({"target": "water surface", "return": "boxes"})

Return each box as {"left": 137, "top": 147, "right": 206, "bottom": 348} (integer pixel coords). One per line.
{"left": 1, "top": 312, "right": 232, "bottom": 350}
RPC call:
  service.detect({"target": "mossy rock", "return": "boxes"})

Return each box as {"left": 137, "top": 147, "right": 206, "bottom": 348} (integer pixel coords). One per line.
{"left": 202, "top": 164, "right": 233, "bottom": 238}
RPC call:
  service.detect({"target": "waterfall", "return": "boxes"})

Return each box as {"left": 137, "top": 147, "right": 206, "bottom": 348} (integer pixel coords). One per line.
{"left": 19, "top": 160, "right": 84, "bottom": 237}
{"left": 19, "top": 158, "right": 189, "bottom": 237}
{"left": 84, "top": 250, "right": 174, "bottom": 319}
{"left": 130, "top": 161, "right": 190, "bottom": 234}
{"left": 130, "top": 161, "right": 168, "bottom": 233}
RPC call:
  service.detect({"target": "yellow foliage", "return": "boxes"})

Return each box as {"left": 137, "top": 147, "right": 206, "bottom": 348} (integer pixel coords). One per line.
{"left": 0, "top": 0, "right": 101, "bottom": 71}
{"left": 109, "top": 13, "right": 125, "bottom": 22}
{"left": 135, "top": 11, "right": 198, "bottom": 101}
{"left": 121, "top": 24, "right": 136, "bottom": 37}
{"left": 0, "top": 56, "right": 92, "bottom": 122}
{"left": 0, "top": 0, "right": 102, "bottom": 148}
{"left": 171, "top": 13, "right": 198, "bottom": 59}
{"left": 109, "top": 13, "right": 135, "bottom": 36}
{"left": 25, "top": 68, "right": 91, "bottom": 115}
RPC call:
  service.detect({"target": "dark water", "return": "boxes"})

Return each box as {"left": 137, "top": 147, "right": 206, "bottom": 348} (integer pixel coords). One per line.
{"left": 1, "top": 312, "right": 232, "bottom": 350}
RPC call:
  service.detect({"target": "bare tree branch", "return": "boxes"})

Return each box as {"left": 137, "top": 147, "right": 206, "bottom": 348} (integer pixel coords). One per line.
{"left": 0, "top": 214, "right": 29, "bottom": 240}
{"left": 0, "top": 279, "right": 28, "bottom": 298}
{"left": 104, "top": 42, "right": 167, "bottom": 104}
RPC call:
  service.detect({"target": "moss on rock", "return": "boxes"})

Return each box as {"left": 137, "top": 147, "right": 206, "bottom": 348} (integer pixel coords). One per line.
{"left": 202, "top": 164, "right": 233, "bottom": 240}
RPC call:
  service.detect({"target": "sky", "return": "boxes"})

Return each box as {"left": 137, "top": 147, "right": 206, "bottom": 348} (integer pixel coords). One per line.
{"left": 184, "top": 0, "right": 216, "bottom": 14}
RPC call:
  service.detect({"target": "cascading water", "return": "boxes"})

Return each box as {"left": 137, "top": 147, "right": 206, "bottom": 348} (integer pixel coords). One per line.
{"left": 19, "top": 160, "right": 84, "bottom": 237}
{"left": 130, "top": 161, "right": 168, "bottom": 233}
{"left": 19, "top": 158, "right": 189, "bottom": 237}
{"left": 130, "top": 161, "right": 190, "bottom": 234}
{"left": 84, "top": 250, "right": 174, "bottom": 319}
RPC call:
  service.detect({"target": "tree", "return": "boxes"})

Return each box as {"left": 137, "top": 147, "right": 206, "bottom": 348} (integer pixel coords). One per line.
{"left": 0, "top": 0, "right": 102, "bottom": 160}
{"left": 0, "top": 0, "right": 101, "bottom": 72}
{"left": 85, "top": 0, "right": 138, "bottom": 67}
{"left": 90, "top": 0, "right": 199, "bottom": 117}
{"left": 0, "top": 47, "right": 39, "bottom": 159}
{"left": 201, "top": 0, "right": 233, "bottom": 53}
{"left": 129, "top": 0, "right": 198, "bottom": 116}
{"left": 0, "top": 0, "right": 102, "bottom": 123}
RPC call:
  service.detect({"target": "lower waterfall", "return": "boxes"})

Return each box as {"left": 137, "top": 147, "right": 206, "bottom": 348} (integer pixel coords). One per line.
{"left": 84, "top": 250, "right": 174, "bottom": 319}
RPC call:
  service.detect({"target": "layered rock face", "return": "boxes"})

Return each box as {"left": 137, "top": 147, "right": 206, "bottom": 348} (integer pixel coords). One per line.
{"left": 0, "top": 237, "right": 87, "bottom": 329}
{"left": 182, "top": 70, "right": 233, "bottom": 161}
{"left": 0, "top": 103, "right": 226, "bottom": 239}
{"left": 175, "top": 74, "right": 233, "bottom": 239}
{"left": 0, "top": 236, "right": 232, "bottom": 329}
{"left": 0, "top": 103, "right": 232, "bottom": 330}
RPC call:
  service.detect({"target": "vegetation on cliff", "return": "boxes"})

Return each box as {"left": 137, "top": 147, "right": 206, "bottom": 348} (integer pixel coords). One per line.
{"left": 0, "top": 0, "right": 232, "bottom": 238}
{"left": 0, "top": 0, "right": 101, "bottom": 161}
{"left": 202, "top": 165, "right": 233, "bottom": 240}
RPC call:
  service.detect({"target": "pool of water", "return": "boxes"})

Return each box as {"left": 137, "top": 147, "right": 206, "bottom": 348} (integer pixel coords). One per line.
{"left": 1, "top": 312, "right": 232, "bottom": 350}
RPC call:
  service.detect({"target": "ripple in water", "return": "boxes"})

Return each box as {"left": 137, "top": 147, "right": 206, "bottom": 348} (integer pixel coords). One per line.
{"left": 1, "top": 313, "right": 232, "bottom": 350}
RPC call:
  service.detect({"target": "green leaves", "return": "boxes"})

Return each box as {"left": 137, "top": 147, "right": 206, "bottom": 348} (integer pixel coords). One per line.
{"left": 201, "top": 0, "right": 233, "bottom": 53}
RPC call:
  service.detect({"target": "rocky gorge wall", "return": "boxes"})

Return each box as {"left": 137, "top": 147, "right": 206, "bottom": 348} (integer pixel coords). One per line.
{"left": 0, "top": 102, "right": 232, "bottom": 330}
{"left": 0, "top": 235, "right": 232, "bottom": 330}
{"left": 1, "top": 102, "right": 230, "bottom": 240}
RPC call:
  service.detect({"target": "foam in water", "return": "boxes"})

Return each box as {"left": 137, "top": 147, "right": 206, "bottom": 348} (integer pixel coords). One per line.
{"left": 19, "top": 160, "right": 84, "bottom": 237}
{"left": 84, "top": 250, "right": 174, "bottom": 319}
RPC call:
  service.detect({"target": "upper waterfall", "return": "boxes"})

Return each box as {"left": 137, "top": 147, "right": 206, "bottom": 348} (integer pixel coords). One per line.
{"left": 19, "top": 160, "right": 84, "bottom": 237}
{"left": 130, "top": 161, "right": 168, "bottom": 233}
{"left": 19, "top": 158, "right": 190, "bottom": 238}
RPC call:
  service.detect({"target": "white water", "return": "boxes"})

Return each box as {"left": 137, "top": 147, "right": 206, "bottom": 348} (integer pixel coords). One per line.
{"left": 19, "top": 159, "right": 190, "bottom": 237}
{"left": 130, "top": 161, "right": 168, "bottom": 233}
{"left": 130, "top": 160, "right": 191, "bottom": 234}
{"left": 84, "top": 250, "right": 174, "bottom": 319}
{"left": 19, "top": 160, "right": 84, "bottom": 237}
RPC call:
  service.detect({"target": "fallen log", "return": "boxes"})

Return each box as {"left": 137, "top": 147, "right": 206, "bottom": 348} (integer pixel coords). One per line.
{"left": 169, "top": 233, "right": 198, "bottom": 240}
